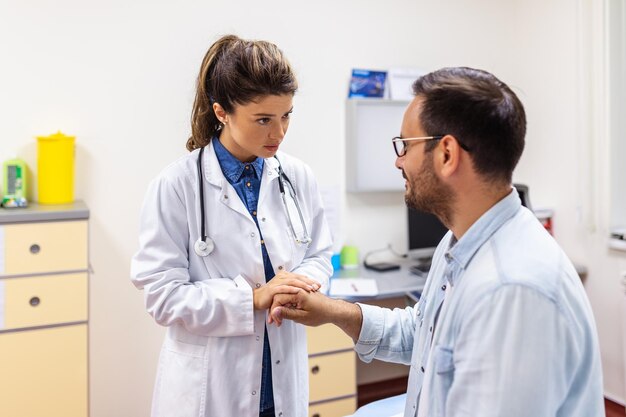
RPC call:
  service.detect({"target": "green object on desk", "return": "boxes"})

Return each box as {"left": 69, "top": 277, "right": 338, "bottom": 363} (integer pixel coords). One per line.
{"left": 340, "top": 245, "right": 359, "bottom": 269}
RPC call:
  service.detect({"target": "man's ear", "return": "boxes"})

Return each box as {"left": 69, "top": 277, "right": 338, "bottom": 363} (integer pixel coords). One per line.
{"left": 213, "top": 103, "right": 228, "bottom": 124}
{"left": 437, "top": 135, "right": 462, "bottom": 178}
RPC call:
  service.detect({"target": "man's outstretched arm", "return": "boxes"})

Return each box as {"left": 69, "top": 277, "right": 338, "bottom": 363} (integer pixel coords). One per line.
{"left": 269, "top": 291, "right": 363, "bottom": 341}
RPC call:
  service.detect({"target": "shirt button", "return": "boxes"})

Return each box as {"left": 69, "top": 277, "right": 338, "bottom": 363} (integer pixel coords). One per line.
{"left": 246, "top": 182, "right": 251, "bottom": 187}
{"left": 253, "top": 210, "right": 257, "bottom": 216}
{"left": 261, "top": 240, "right": 265, "bottom": 245}
{"left": 255, "top": 283, "right": 261, "bottom": 288}
{"left": 441, "top": 284, "right": 447, "bottom": 291}
{"left": 245, "top": 165, "right": 250, "bottom": 170}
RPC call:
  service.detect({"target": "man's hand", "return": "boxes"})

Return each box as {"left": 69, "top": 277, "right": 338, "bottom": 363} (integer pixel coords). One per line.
{"left": 252, "top": 271, "right": 320, "bottom": 311}
{"left": 268, "top": 290, "right": 364, "bottom": 341}
{"left": 268, "top": 290, "right": 332, "bottom": 327}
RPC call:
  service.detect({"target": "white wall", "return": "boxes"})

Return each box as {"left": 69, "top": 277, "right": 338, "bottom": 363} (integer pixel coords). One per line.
{"left": 0, "top": 0, "right": 623, "bottom": 415}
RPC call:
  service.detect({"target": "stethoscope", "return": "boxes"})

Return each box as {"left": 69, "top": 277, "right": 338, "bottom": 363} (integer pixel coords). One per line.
{"left": 194, "top": 145, "right": 312, "bottom": 257}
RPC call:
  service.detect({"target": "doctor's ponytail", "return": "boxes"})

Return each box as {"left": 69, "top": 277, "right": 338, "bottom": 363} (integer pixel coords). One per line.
{"left": 187, "top": 35, "right": 298, "bottom": 151}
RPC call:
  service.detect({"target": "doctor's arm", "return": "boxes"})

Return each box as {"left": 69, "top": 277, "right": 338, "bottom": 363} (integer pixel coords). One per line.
{"left": 288, "top": 165, "right": 333, "bottom": 289}
{"left": 130, "top": 174, "right": 314, "bottom": 337}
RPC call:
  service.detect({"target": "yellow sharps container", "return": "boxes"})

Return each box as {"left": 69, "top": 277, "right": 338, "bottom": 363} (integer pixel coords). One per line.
{"left": 36, "top": 131, "right": 75, "bottom": 204}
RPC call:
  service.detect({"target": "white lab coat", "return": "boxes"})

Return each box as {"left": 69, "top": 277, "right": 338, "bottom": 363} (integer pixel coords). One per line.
{"left": 131, "top": 140, "right": 333, "bottom": 417}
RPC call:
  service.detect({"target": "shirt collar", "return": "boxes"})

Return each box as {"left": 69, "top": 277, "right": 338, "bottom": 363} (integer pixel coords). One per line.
{"left": 212, "top": 137, "right": 264, "bottom": 182}
{"left": 444, "top": 188, "right": 522, "bottom": 273}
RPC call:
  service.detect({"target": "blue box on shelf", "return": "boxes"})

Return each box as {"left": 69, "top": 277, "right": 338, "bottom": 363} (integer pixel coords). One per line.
{"left": 348, "top": 69, "right": 387, "bottom": 98}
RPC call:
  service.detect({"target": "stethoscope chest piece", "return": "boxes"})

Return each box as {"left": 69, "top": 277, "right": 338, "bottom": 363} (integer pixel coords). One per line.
{"left": 194, "top": 238, "right": 215, "bottom": 257}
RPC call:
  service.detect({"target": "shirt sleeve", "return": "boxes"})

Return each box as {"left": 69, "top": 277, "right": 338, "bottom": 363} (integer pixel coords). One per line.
{"left": 446, "top": 284, "right": 578, "bottom": 417}
{"left": 354, "top": 303, "right": 417, "bottom": 365}
{"left": 130, "top": 172, "right": 254, "bottom": 337}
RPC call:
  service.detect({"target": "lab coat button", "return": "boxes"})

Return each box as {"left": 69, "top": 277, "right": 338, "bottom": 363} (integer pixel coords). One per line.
{"left": 255, "top": 283, "right": 261, "bottom": 288}
{"left": 223, "top": 195, "right": 228, "bottom": 199}
{"left": 276, "top": 360, "right": 280, "bottom": 365}
{"left": 420, "top": 366, "right": 425, "bottom": 372}
{"left": 251, "top": 232, "right": 256, "bottom": 237}
{"left": 442, "top": 284, "right": 447, "bottom": 291}
{"left": 256, "top": 336, "right": 260, "bottom": 341}
{"left": 278, "top": 413, "right": 283, "bottom": 417}
{"left": 416, "top": 310, "right": 421, "bottom": 317}
{"left": 252, "top": 390, "right": 257, "bottom": 395}
{"left": 261, "top": 217, "right": 266, "bottom": 222}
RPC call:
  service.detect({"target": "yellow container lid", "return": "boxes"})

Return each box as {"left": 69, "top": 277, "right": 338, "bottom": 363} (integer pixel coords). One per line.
{"left": 36, "top": 131, "right": 75, "bottom": 142}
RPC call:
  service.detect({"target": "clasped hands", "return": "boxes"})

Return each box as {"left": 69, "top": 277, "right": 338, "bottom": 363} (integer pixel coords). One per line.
{"left": 252, "top": 270, "right": 329, "bottom": 327}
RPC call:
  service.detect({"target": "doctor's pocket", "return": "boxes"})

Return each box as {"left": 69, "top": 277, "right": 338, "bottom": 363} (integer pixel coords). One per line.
{"left": 153, "top": 338, "right": 208, "bottom": 417}
{"left": 431, "top": 345, "right": 455, "bottom": 417}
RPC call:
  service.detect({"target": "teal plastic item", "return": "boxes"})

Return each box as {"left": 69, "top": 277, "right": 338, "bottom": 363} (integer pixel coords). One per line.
{"left": 2, "top": 158, "right": 28, "bottom": 208}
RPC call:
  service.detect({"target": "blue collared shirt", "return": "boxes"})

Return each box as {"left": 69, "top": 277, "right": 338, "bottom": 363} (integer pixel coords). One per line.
{"left": 355, "top": 190, "right": 605, "bottom": 417}
{"left": 213, "top": 138, "right": 275, "bottom": 413}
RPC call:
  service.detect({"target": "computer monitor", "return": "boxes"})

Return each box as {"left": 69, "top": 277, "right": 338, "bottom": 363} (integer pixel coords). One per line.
{"left": 407, "top": 207, "right": 449, "bottom": 261}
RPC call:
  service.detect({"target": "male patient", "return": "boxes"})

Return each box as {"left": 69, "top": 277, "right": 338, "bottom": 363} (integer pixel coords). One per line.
{"left": 269, "top": 67, "right": 605, "bottom": 417}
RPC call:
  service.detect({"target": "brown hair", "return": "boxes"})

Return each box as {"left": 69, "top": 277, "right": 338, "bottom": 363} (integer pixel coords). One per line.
{"left": 186, "top": 35, "right": 298, "bottom": 151}
{"left": 413, "top": 67, "right": 526, "bottom": 184}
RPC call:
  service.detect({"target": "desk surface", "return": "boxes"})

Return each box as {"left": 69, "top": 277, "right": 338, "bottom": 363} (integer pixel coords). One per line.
{"left": 331, "top": 260, "right": 426, "bottom": 301}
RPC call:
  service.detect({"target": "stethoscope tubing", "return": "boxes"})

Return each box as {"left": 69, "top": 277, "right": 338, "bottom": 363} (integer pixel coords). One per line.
{"left": 195, "top": 145, "right": 311, "bottom": 257}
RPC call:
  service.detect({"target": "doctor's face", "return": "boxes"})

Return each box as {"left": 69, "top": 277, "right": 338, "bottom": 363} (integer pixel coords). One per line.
{"left": 215, "top": 94, "right": 293, "bottom": 162}
{"left": 395, "top": 98, "right": 454, "bottom": 222}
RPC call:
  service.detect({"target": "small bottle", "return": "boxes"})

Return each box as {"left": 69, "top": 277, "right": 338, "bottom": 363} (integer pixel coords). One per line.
{"left": 2, "top": 157, "right": 28, "bottom": 208}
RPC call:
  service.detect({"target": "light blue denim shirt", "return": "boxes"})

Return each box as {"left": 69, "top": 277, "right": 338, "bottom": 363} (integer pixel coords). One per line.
{"left": 355, "top": 190, "right": 604, "bottom": 417}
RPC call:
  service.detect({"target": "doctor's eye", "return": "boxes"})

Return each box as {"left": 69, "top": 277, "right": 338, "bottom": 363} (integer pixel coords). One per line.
{"left": 282, "top": 111, "right": 292, "bottom": 120}
{"left": 257, "top": 117, "right": 271, "bottom": 125}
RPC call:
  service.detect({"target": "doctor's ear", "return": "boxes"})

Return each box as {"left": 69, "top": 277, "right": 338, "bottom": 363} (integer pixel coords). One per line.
{"left": 212, "top": 103, "right": 229, "bottom": 124}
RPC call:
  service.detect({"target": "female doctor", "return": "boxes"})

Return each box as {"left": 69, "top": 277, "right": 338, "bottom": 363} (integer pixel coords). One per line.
{"left": 131, "top": 35, "right": 333, "bottom": 417}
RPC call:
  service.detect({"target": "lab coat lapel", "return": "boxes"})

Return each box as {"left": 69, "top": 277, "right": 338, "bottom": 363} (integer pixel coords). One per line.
{"left": 258, "top": 155, "right": 281, "bottom": 209}
{"left": 202, "top": 141, "right": 254, "bottom": 220}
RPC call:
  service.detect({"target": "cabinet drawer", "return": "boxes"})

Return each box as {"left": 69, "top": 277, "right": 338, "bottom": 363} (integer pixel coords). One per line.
{"left": 0, "top": 324, "right": 87, "bottom": 417}
{"left": 1, "top": 273, "right": 87, "bottom": 330}
{"left": 309, "top": 397, "right": 357, "bottom": 417}
{"left": 1, "top": 220, "right": 88, "bottom": 276}
{"left": 307, "top": 323, "right": 354, "bottom": 355}
{"left": 309, "top": 351, "right": 356, "bottom": 402}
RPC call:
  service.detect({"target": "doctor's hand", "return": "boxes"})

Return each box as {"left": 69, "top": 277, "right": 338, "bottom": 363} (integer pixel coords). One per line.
{"left": 268, "top": 291, "right": 363, "bottom": 341}
{"left": 253, "top": 271, "right": 320, "bottom": 311}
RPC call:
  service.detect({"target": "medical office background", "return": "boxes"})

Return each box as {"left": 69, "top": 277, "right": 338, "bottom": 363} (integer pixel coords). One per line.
{"left": 0, "top": 0, "right": 625, "bottom": 415}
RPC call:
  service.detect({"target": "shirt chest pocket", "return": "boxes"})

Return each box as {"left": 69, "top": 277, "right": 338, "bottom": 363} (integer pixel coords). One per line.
{"left": 431, "top": 345, "right": 455, "bottom": 417}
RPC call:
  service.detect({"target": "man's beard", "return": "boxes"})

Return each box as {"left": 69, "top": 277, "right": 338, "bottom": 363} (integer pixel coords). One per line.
{"left": 404, "top": 152, "right": 454, "bottom": 226}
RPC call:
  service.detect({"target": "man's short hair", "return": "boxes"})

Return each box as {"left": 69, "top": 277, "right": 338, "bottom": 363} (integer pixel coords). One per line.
{"left": 413, "top": 67, "right": 526, "bottom": 183}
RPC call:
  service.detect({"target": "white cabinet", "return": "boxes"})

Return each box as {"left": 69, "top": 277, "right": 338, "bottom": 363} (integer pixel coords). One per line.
{"left": 346, "top": 99, "right": 410, "bottom": 192}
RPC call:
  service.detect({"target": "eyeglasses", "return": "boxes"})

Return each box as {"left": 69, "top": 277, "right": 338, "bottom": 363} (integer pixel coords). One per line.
{"left": 391, "top": 135, "right": 472, "bottom": 157}
{"left": 391, "top": 136, "right": 443, "bottom": 157}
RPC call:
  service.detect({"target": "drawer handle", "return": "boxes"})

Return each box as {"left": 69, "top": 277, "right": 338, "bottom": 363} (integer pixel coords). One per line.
{"left": 30, "top": 296, "right": 40, "bottom": 307}
{"left": 311, "top": 365, "right": 320, "bottom": 374}
{"left": 30, "top": 244, "right": 41, "bottom": 254}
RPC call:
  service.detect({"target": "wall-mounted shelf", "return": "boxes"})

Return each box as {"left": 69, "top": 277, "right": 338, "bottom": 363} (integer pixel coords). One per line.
{"left": 346, "top": 99, "right": 410, "bottom": 192}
